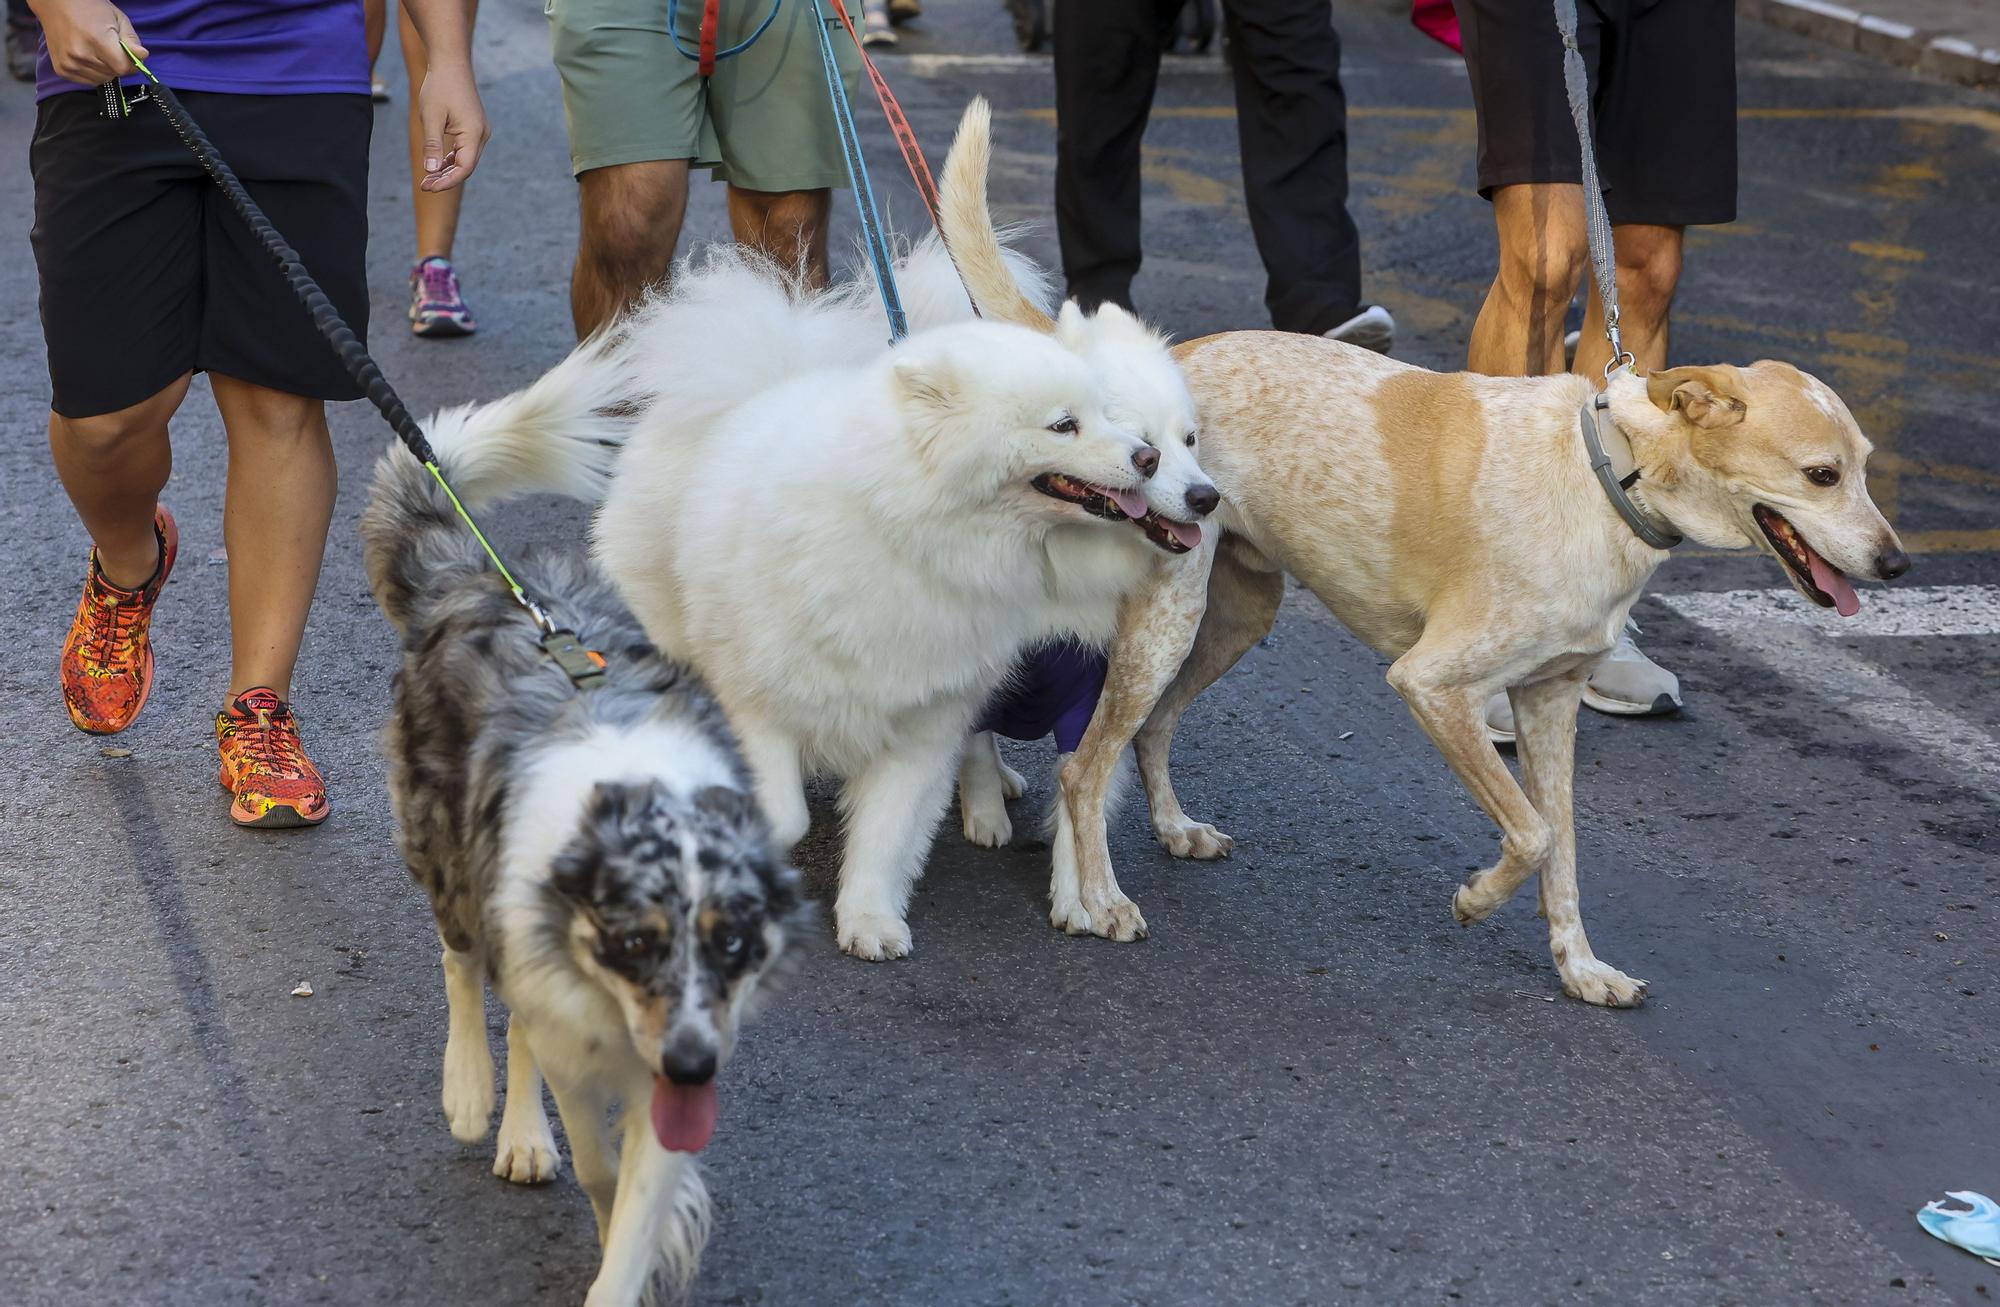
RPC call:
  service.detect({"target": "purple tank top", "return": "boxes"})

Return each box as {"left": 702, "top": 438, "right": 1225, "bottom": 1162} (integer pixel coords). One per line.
{"left": 37, "top": 0, "right": 367, "bottom": 101}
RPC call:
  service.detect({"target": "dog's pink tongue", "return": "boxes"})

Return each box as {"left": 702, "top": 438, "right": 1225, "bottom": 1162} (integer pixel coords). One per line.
{"left": 1809, "top": 551, "right": 1861, "bottom": 617}
{"left": 1167, "top": 519, "right": 1202, "bottom": 550}
{"left": 1108, "top": 486, "right": 1149, "bottom": 519}
{"left": 650, "top": 1077, "right": 719, "bottom": 1153}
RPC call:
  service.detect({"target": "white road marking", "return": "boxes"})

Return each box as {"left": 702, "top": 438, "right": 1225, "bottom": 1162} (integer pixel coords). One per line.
{"left": 1655, "top": 583, "right": 2000, "bottom": 638}
{"left": 897, "top": 53, "right": 1465, "bottom": 76}
{"left": 1653, "top": 584, "right": 2000, "bottom": 783}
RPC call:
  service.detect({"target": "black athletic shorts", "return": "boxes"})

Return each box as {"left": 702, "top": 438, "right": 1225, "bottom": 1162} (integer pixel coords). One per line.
{"left": 30, "top": 90, "right": 371, "bottom": 419}
{"left": 1457, "top": 0, "right": 1736, "bottom": 227}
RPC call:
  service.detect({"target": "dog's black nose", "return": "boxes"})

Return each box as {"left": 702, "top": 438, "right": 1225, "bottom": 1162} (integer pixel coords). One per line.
{"left": 662, "top": 1034, "right": 718, "bottom": 1085}
{"left": 1131, "top": 446, "right": 1160, "bottom": 478}
{"left": 1876, "top": 543, "right": 1911, "bottom": 580}
{"left": 1185, "top": 483, "right": 1220, "bottom": 517}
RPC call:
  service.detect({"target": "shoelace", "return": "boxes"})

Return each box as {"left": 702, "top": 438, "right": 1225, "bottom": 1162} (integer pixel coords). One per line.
{"left": 417, "top": 261, "right": 462, "bottom": 308}
{"left": 86, "top": 583, "right": 147, "bottom": 668}
{"left": 232, "top": 704, "right": 311, "bottom": 781}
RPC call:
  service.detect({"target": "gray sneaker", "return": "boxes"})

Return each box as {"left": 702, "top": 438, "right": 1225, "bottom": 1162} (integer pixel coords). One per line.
{"left": 1324, "top": 304, "right": 1395, "bottom": 355}
{"left": 1483, "top": 628, "right": 1681, "bottom": 746}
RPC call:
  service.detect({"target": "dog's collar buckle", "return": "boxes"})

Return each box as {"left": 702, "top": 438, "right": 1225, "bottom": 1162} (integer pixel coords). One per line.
{"left": 1581, "top": 392, "right": 1683, "bottom": 551}
{"left": 540, "top": 628, "right": 609, "bottom": 691}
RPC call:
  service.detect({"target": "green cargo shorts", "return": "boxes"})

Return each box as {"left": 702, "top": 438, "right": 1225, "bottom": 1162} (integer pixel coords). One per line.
{"left": 547, "top": 0, "right": 864, "bottom": 191}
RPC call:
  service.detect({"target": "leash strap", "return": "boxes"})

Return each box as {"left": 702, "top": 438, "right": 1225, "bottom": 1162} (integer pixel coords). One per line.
{"left": 1552, "top": 0, "right": 1631, "bottom": 376}
{"left": 107, "top": 51, "right": 606, "bottom": 689}
{"left": 822, "top": 0, "right": 940, "bottom": 225}
{"left": 811, "top": 0, "right": 907, "bottom": 341}
{"left": 665, "top": 0, "right": 783, "bottom": 72}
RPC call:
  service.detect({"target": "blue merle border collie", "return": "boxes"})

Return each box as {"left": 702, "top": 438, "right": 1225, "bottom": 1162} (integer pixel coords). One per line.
{"left": 359, "top": 349, "right": 809, "bottom": 1304}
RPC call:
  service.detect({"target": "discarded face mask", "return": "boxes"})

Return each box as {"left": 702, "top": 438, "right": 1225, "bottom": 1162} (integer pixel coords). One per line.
{"left": 1917, "top": 1191, "right": 2000, "bottom": 1266}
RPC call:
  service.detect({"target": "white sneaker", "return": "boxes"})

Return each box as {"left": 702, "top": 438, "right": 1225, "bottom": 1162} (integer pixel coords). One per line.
{"left": 1483, "top": 628, "right": 1682, "bottom": 746}
{"left": 863, "top": 4, "right": 897, "bottom": 45}
{"left": 1323, "top": 304, "right": 1395, "bottom": 355}
{"left": 1583, "top": 629, "right": 1682, "bottom": 718}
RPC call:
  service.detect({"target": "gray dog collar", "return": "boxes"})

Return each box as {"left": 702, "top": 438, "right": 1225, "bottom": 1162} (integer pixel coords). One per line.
{"left": 1580, "top": 391, "right": 1683, "bottom": 550}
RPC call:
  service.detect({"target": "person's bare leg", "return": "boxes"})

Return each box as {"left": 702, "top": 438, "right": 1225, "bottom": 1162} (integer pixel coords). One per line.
{"left": 400, "top": 0, "right": 478, "bottom": 260}
{"left": 1573, "top": 222, "right": 1683, "bottom": 378}
{"left": 209, "top": 375, "right": 337, "bottom": 699}
{"left": 1466, "top": 183, "right": 1589, "bottom": 378}
{"left": 572, "top": 160, "right": 690, "bottom": 338}
{"left": 48, "top": 375, "right": 191, "bottom": 589}
{"left": 726, "top": 186, "right": 833, "bottom": 289}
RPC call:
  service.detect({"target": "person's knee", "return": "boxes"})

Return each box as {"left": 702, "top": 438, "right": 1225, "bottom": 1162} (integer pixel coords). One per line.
{"left": 1495, "top": 231, "right": 1588, "bottom": 318}
{"left": 1618, "top": 233, "right": 1684, "bottom": 321}
{"left": 579, "top": 167, "right": 684, "bottom": 285}
{"left": 54, "top": 409, "right": 163, "bottom": 465}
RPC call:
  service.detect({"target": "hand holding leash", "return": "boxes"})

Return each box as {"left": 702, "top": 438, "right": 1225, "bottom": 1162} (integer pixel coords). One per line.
{"left": 30, "top": 0, "right": 145, "bottom": 83}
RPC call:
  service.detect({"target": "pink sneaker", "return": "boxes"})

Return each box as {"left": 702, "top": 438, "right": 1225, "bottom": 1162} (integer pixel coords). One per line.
{"left": 409, "top": 257, "right": 476, "bottom": 338}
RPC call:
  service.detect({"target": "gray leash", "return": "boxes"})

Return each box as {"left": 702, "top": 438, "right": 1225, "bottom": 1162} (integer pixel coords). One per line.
{"left": 1553, "top": 0, "right": 1633, "bottom": 377}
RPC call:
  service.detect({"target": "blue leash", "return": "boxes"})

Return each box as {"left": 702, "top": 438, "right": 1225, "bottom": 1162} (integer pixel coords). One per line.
{"left": 810, "top": 0, "right": 909, "bottom": 343}
{"left": 666, "top": 0, "right": 783, "bottom": 67}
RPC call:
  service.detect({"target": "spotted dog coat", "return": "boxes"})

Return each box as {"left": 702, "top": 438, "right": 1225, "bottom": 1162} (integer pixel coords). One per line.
{"left": 361, "top": 421, "right": 809, "bottom": 1305}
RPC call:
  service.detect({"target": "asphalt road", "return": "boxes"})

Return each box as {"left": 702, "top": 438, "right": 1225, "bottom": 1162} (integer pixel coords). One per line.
{"left": 2, "top": 2, "right": 1997, "bottom": 1304}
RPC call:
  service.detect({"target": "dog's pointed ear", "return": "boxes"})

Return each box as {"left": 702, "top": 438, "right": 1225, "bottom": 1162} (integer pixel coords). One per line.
{"left": 1647, "top": 365, "right": 1747, "bottom": 430}
{"left": 893, "top": 353, "right": 960, "bottom": 413}
{"left": 1056, "top": 300, "right": 1089, "bottom": 348}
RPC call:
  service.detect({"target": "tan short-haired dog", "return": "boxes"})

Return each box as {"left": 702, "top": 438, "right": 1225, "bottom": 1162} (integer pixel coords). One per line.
{"left": 941, "top": 105, "right": 1909, "bottom": 1005}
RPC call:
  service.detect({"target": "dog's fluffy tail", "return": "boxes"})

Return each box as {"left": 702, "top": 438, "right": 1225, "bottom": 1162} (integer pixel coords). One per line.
{"left": 359, "top": 328, "right": 643, "bottom": 634}
{"left": 938, "top": 97, "right": 1058, "bottom": 334}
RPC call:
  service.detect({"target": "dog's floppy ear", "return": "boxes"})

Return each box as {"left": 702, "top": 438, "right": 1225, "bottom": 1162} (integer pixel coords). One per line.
{"left": 693, "top": 784, "right": 758, "bottom": 828}
{"left": 1647, "top": 365, "right": 1747, "bottom": 430}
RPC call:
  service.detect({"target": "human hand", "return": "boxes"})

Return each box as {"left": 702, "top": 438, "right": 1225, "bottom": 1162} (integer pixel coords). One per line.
{"left": 416, "top": 60, "right": 489, "bottom": 192}
{"left": 30, "top": 0, "right": 147, "bottom": 84}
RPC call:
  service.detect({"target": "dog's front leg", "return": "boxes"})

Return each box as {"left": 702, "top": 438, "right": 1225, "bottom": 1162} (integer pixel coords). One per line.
{"left": 539, "top": 1055, "right": 620, "bottom": 1245}
{"left": 584, "top": 1113, "right": 709, "bottom": 1307}
{"left": 492, "top": 1014, "right": 560, "bottom": 1183}
{"left": 439, "top": 945, "right": 495, "bottom": 1141}
{"left": 834, "top": 739, "right": 960, "bottom": 961}
{"left": 1510, "top": 674, "right": 1648, "bottom": 1007}
{"left": 1054, "top": 561, "right": 1211, "bottom": 941}
{"left": 737, "top": 722, "right": 809, "bottom": 850}
{"left": 957, "top": 730, "right": 1019, "bottom": 848}
{"left": 1136, "top": 553, "right": 1281, "bottom": 859}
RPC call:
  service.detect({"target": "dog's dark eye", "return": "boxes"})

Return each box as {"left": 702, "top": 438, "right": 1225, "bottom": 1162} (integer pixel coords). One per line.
{"left": 715, "top": 928, "right": 747, "bottom": 960}
{"left": 1805, "top": 466, "right": 1840, "bottom": 487}
{"left": 1047, "top": 415, "right": 1079, "bottom": 435}
{"left": 1183, "top": 431, "right": 1196, "bottom": 448}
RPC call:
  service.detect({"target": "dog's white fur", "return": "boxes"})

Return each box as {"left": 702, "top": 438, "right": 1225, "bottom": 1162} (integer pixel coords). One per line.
{"left": 937, "top": 99, "right": 1909, "bottom": 1004}
{"left": 463, "top": 243, "right": 1202, "bottom": 959}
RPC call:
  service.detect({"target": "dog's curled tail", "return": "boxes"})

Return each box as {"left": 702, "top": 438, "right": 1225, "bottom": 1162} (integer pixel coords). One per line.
{"left": 938, "top": 97, "right": 1057, "bottom": 334}
{"left": 359, "top": 327, "right": 645, "bottom": 635}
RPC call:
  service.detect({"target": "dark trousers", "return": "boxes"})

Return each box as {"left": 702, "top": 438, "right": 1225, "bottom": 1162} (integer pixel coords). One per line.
{"left": 1053, "top": 0, "right": 1363, "bottom": 335}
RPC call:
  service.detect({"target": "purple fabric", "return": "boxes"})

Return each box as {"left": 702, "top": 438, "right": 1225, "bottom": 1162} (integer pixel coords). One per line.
{"left": 37, "top": 0, "right": 367, "bottom": 101}
{"left": 978, "top": 644, "right": 1108, "bottom": 755}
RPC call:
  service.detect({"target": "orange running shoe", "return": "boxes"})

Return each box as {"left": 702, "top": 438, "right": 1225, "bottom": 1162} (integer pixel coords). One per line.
{"left": 216, "top": 688, "right": 330, "bottom": 828}
{"left": 61, "top": 506, "right": 179, "bottom": 735}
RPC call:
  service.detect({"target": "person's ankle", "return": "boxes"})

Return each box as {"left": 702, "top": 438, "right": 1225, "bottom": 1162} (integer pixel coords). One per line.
{"left": 96, "top": 539, "right": 162, "bottom": 592}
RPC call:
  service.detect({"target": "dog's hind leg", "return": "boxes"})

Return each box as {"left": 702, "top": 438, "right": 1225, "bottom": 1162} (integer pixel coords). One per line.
{"left": 1510, "top": 673, "right": 1648, "bottom": 1007}
{"left": 738, "top": 722, "right": 810, "bottom": 850}
{"left": 1136, "top": 552, "right": 1282, "bottom": 861}
{"left": 957, "top": 731, "right": 1016, "bottom": 848}
{"left": 492, "top": 1015, "right": 561, "bottom": 1184}
{"left": 585, "top": 1109, "right": 710, "bottom": 1307}
{"left": 834, "top": 735, "right": 961, "bottom": 961}
{"left": 1053, "top": 552, "right": 1213, "bottom": 941}
{"left": 440, "top": 945, "right": 496, "bottom": 1142}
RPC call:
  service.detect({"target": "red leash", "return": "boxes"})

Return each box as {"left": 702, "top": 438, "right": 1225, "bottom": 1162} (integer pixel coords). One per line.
{"left": 824, "top": 2, "right": 943, "bottom": 228}
{"left": 699, "top": 0, "right": 722, "bottom": 77}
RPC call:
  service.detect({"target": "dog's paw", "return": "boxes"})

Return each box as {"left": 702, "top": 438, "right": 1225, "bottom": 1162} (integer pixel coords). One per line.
{"left": 1559, "top": 958, "right": 1649, "bottom": 1008}
{"left": 442, "top": 1046, "right": 496, "bottom": 1143}
{"left": 493, "top": 1121, "right": 561, "bottom": 1185}
{"left": 1050, "top": 893, "right": 1095, "bottom": 936}
{"left": 1048, "top": 892, "right": 1148, "bottom": 941}
{"left": 997, "top": 759, "right": 1026, "bottom": 801}
{"left": 961, "top": 796, "right": 1013, "bottom": 849}
{"left": 1156, "top": 817, "right": 1233, "bottom": 860}
{"left": 838, "top": 912, "right": 913, "bottom": 962}
{"left": 1451, "top": 875, "right": 1509, "bottom": 925}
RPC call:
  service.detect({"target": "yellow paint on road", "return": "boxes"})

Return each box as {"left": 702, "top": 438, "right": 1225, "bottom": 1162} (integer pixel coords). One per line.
{"left": 1848, "top": 241, "right": 1926, "bottom": 263}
